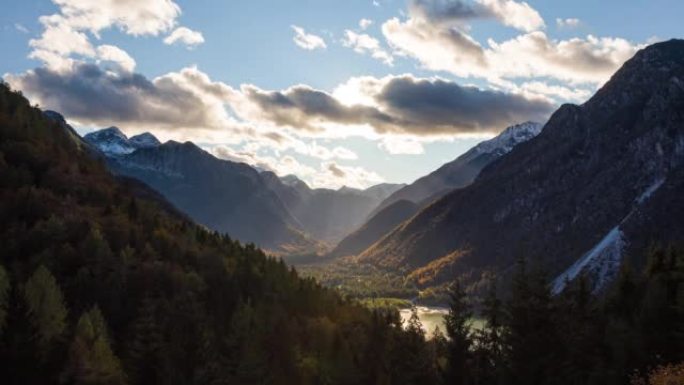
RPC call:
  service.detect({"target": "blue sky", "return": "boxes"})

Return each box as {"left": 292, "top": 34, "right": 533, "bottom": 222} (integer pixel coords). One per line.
{"left": 1, "top": 0, "right": 681, "bottom": 188}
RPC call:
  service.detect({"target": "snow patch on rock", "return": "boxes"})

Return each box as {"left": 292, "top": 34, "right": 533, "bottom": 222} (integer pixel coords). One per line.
{"left": 552, "top": 226, "right": 626, "bottom": 294}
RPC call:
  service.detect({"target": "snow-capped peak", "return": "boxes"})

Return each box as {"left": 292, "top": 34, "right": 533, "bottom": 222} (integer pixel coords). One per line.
{"left": 129, "top": 132, "right": 161, "bottom": 148}
{"left": 83, "top": 127, "right": 160, "bottom": 156}
{"left": 476, "top": 121, "right": 543, "bottom": 155}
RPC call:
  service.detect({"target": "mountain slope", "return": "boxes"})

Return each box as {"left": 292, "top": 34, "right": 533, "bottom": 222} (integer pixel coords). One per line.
{"left": 371, "top": 121, "right": 542, "bottom": 216}
{"left": 261, "top": 171, "right": 404, "bottom": 243}
{"left": 333, "top": 122, "right": 542, "bottom": 259}
{"left": 88, "top": 136, "right": 315, "bottom": 252}
{"left": 360, "top": 40, "right": 684, "bottom": 291}
{"left": 330, "top": 199, "right": 420, "bottom": 258}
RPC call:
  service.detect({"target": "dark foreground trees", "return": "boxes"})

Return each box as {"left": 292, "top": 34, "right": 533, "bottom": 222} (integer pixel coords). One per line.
{"left": 441, "top": 250, "right": 684, "bottom": 385}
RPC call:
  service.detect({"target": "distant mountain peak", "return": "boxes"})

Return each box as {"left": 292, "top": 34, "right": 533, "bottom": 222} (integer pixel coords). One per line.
{"left": 471, "top": 121, "right": 543, "bottom": 157}
{"left": 84, "top": 127, "right": 161, "bottom": 156}
{"left": 129, "top": 132, "right": 161, "bottom": 147}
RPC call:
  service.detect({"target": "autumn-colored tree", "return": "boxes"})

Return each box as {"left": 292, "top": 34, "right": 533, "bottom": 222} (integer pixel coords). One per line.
{"left": 62, "top": 305, "right": 127, "bottom": 385}
{"left": 24, "top": 265, "right": 68, "bottom": 347}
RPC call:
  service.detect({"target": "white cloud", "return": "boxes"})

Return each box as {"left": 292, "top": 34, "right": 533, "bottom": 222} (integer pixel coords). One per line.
{"left": 14, "top": 23, "right": 29, "bottom": 33}
{"left": 51, "top": 0, "right": 181, "bottom": 36}
{"left": 556, "top": 18, "right": 581, "bottom": 28}
{"left": 96, "top": 45, "right": 136, "bottom": 72}
{"left": 7, "top": 64, "right": 240, "bottom": 134}
{"left": 164, "top": 27, "right": 205, "bottom": 48}
{"left": 228, "top": 74, "right": 553, "bottom": 138}
{"left": 316, "top": 161, "right": 384, "bottom": 189}
{"left": 359, "top": 18, "right": 374, "bottom": 30}
{"left": 409, "top": 0, "right": 544, "bottom": 33}
{"left": 518, "top": 81, "right": 592, "bottom": 103}
{"left": 486, "top": 32, "right": 641, "bottom": 84}
{"left": 383, "top": 5, "right": 640, "bottom": 86}
{"left": 378, "top": 137, "right": 425, "bottom": 155}
{"left": 342, "top": 30, "right": 394, "bottom": 65}
{"left": 291, "top": 25, "right": 327, "bottom": 50}
{"left": 212, "top": 146, "right": 379, "bottom": 189}
{"left": 27, "top": 0, "right": 202, "bottom": 73}
{"left": 477, "top": 0, "right": 545, "bottom": 32}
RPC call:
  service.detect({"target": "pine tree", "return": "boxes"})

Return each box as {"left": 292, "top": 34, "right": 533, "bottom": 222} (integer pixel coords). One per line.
{"left": 62, "top": 305, "right": 127, "bottom": 385}
{"left": 473, "top": 283, "right": 504, "bottom": 385}
{"left": 443, "top": 281, "right": 473, "bottom": 385}
{"left": 125, "top": 296, "right": 163, "bottom": 385}
{"left": 503, "top": 259, "right": 558, "bottom": 385}
{"left": 24, "top": 265, "right": 68, "bottom": 348}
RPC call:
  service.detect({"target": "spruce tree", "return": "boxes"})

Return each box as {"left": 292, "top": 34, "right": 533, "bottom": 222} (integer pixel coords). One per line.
{"left": 503, "top": 259, "right": 558, "bottom": 385}
{"left": 443, "top": 281, "right": 473, "bottom": 385}
{"left": 473, "top": 283, "right": 504, "bottom": 385}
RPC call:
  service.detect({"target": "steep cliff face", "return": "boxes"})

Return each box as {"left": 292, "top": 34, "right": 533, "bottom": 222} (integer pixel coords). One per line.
{"left": 360, "top": 40, "right": 684, "bottom": 291}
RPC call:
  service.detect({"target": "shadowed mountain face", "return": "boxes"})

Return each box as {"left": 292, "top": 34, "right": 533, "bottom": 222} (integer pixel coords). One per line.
{"left": 330, "top": 122, "right": 543, "bottom": 260}
{"left": 360, "top": 40, "right": 684, "bottom": 291}
{"left": 84, "top": 130, "right": 401, "bottom": 252}
{"left": 84, "top": 133, "right": 315, "bottom": 252}
{"left": 330, "top": 199, "right": 420, "bottom": 258}
{"left": 261, "top": 172, "right": 404, "bottom": 243}
{"left": 371, "top": 121, "right": 543, "bottom": 216}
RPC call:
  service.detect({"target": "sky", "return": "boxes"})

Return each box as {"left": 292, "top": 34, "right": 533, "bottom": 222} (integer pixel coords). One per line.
{"left": 1, "top": 0, "right": 680, "bottom": 189}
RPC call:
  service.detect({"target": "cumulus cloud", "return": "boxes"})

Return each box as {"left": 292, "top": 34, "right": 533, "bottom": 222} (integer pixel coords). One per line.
{"left": 383, "top": 2, "right": 641, "bottom": 85}
{"left": 96, "top": 45, "right": 136, "bottom": 72}
{"left": 291, "top": 25, "right": 327, "bottom": 50}
{"left": 229, "top": 74, "right": 554, "bottom": 137}
{"left": 27, "top": 0, "right": 201, "bottom": 73}
{"left": 342, "top": 30, "right": 394, "bottom": 65}
{"left": 6, "top": 64, "right": 237, "bottom": 132}
{"left": 410, "top": 0, "right": 544, "bottom": 32}
{"left": 50, "top": 0, "right": 180, "bottom": 36}
{"left": 164, "top": 27, "right": 205, "bottom": 48}
{"left": 486, "top": 32, "right": 641, "bottom": 84}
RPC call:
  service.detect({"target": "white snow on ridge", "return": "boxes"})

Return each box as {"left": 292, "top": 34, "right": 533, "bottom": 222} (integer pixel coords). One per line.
{"left": 552, "top": 226, "right": 626, "bottom": 294}
{"left": 553, "top": 176, "right": 667, "bottom": 294}
{"left": 636, "top": 177, "right": 665, "bottom": 204}
{"left": 474, "top": 121, "right": 543, "bottom": 155}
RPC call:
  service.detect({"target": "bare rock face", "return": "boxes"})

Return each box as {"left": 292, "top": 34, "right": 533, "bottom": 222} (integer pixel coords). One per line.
{"left": 360, "top": 39, "right": 684, "bottom": 291}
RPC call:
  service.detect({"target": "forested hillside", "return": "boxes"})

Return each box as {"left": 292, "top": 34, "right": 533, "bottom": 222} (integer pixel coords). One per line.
{"left": 0, "top": 83, "right": 441, "bottom": 385}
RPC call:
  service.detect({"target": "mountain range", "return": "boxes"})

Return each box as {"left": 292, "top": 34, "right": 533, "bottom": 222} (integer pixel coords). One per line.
{"left": 358, "top": 39, "right": 684, "bottom": 293}
{"left": 83, "top": 128, "right": 402, "bottom": 252}
{"left": 331, "top": 121, "right": 543, "bottom": 258}
{"left": 58, "top": 40, "right": 684, "bottom": 297}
